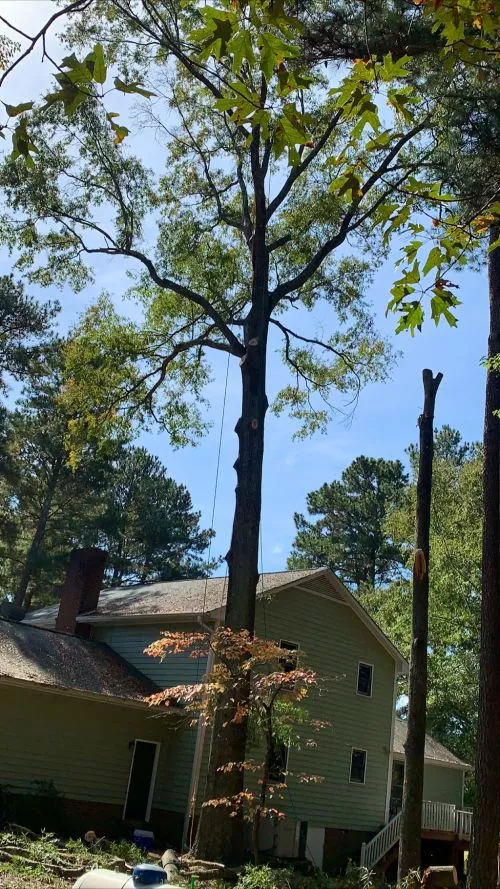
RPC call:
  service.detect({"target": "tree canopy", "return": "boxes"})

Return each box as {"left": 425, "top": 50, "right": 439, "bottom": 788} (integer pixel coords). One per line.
{"left": 288, "top": 455, "right": 408, "bottom": 588}
{"left": 0, "top": 275, "right": 57, "bottom": 396}
{"left": 83, "top": 445, "right": 216, "bottom": 586}
{"left": 360, "top": 427, "right": 481, "bottom": 768}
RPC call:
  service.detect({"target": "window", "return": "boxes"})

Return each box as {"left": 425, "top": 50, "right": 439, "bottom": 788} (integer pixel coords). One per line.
{"left": 390, "top": 760, "right": 405, "bottom": 817}
{"left": 269, "top": 739, "right": 289, "bottom": 784}
{"left": 350, "top": 748, "right": 367, "bottom": 784}
{"left": 279, "top": 640, "right": 299, "bottom": 674}
{"left": 357, "top": 663, "right": 373, "bottom": 697}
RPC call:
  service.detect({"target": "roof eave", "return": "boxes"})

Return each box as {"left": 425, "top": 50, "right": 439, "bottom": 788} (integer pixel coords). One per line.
{"left": 392, "top": 751, "right": 473, "bottom": 772}
{"left": 0, "top": 674, "right": 181, "bottom": 713}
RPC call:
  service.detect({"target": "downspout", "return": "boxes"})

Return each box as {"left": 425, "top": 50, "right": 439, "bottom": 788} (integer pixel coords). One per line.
{"left": 182, "top": 618, "right": 219, "bottom": 850}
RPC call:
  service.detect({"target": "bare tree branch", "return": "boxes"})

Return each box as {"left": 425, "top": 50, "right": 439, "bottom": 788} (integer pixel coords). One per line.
{"left": 270, "top": 317, "right": 361, "bottom": 381}
{"left": 51, "top": 211, "right": 245, "bottom": 356}
{"left": 266, "top": 108, "right": 344, "bottom": 220}
{"left": 0, "top": 0, "right": 92, "bottom": 90}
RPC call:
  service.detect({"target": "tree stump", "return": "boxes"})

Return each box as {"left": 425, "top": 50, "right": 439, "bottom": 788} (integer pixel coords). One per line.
{"left": 422, "top": 865, "right": 458, "bottom": 888}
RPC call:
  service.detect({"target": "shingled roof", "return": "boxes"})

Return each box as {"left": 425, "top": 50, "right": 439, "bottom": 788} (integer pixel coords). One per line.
{"left": 27, "top": 569, "right": 321, "bottom": 623}
{"left": 393, "top": 718, "right": 471, "bottom": 770}
{"left": 0, "top": 618, "right": 160, "bottom": 704}
{"left": 26, "top": 568, "right": 408, "bottom": 672}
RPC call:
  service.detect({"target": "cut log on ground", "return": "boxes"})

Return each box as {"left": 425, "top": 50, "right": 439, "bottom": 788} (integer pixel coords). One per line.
{"left": 422, "top": 865, "right": 458, "bottom": 888}
{"left": 179, "top": 857, "right": 224, "bottom": 869}
{"left": 161, "top": 849, "right": 182, "bottom": 868}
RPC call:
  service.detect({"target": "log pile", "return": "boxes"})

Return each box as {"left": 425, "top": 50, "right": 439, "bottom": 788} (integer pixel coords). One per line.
{"left": 0, "top": 825, "right": 136, "bottom": 882}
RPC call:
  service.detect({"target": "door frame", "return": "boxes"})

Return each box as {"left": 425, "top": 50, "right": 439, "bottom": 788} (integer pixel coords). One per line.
{"left": 123, "top": 739, "right": 161, "bottom": 822}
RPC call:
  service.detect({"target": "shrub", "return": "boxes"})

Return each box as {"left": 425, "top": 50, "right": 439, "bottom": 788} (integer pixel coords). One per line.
{"left": 238, "top": 864, "right": 294, "bottom": 889}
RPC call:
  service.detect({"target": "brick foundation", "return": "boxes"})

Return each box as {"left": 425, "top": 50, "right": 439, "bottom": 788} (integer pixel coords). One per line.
{"left": 5, "top": 792, "right": 184, "bottom": 848}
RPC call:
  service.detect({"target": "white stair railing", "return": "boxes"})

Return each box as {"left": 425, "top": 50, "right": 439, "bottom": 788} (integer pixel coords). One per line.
{"left": 361, "top": 801, "right": 473, "bottom": 871}
{"left": 360, "top": 811, "right": 401, "bottom": 871}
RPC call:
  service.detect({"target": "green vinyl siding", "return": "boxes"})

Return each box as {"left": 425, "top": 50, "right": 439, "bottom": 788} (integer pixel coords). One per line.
{"left": 91, "top": 586, "right": 398, "bottom": 833}
{"left": 0, "top": 683, "right": 191, "bottom": 814}
{"left": 91, "top": 624, "right": 207, "bottom": 689}
{"left": 423, "top": 763, "right": 464, "bottom": 806}
{"left": 91, "top": 622, "right": 204, "bottom": 813}
{"left": 253, "top": 587, "right": 396, "bottom": 832}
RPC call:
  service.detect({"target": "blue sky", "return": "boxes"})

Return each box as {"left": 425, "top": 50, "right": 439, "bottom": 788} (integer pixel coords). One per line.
{"left": 0, "top": 2, "right": 489, "bottom": 574}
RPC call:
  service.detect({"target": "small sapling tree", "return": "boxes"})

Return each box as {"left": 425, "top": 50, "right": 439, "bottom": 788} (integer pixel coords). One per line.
{"left": 146, "top": 628, "right": 328, "bottom": 864}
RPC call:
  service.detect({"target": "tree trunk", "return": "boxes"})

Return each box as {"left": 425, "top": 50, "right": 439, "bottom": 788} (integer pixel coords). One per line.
{"left": 140, "top": 552, "right": 151, "bottom": 584}
{"left": 467, "top": 225, "right": 500, "bottom": 889}
{"left": 194, "top": 322, "right": 269, "bottom": 863}
{"left": 398, "top": 368, "right": 442, "bottom": 881}
{"left": 14, "top": 457, "right": 63, "bottom": 608}
{"left": 194, "top": 136, "right": 270, "bottom": 864}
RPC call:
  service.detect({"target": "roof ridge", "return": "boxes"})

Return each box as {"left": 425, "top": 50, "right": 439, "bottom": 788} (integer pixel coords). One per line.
{"left": 104, "top": 567, "right": 320, "bottom": 590}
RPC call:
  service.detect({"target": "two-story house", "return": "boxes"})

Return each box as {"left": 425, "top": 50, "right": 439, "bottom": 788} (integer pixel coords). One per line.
{"left": 0, "top": 557, "right": 471, "bottom": 874}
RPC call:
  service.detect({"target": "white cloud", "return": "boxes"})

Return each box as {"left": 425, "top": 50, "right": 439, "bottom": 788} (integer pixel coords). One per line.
{"left": 272, "top": 544, "right": 283, "bottom": 555}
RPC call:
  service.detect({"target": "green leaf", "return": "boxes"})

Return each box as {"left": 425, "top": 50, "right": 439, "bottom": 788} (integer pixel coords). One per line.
{"left": 111, "top": 123, "right": 129, "bottom": 145}
{"left": 404, "top": 260, "right": 421, "bottom": 285}
{"left": 260, "top": 31, "right": 298, "bottom": 81}
{"left": 194, "top": 9, "right": 235, "bottom": 61}
{"left": 423, "top": 246, "right": 442, "bottom": 277}
{"left": 60, "top": 52, "right": 81, "bottom": 70}
{"left": 227, "top": 29, "right": 255, "bottom": 73}
{"left": 91, "top": 43, "right": 107, "bottom": 85}
{"left": 114, "top": 77, "right": 156, "bottom": 98}
{"left": 4, "top": 102, "right": 34, "bottom": 117}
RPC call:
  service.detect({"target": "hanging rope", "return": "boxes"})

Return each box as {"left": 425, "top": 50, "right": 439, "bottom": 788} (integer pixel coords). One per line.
{"left": 260, "top": 522, "right": 268, "bottom": 640}
{"left": 201, "top": 350, "right": 231, "bottom": 614}
{"left": 195, "top": 350, "right": 231, "bottom": 680}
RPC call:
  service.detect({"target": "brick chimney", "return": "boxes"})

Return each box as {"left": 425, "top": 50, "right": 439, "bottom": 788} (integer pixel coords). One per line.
{"left": 55, "top": 548, "right": 107, "bottom": 636}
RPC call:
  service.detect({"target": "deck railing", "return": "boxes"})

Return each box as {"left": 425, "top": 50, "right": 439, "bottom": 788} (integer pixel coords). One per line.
{"left": 456, "top": 807, "right": 473, "bottom": 840}
{"left": 422, "top": 800, "right": 456, "bottom": 832}
{"left": 360, "top": 802, "right": 473, "bottom": 871}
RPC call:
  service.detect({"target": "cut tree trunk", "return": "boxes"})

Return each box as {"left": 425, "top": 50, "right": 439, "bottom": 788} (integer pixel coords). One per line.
{"left": 398, "top": 368, "right": 442, "bottom": 881}
{"left": 14, "top": 456, "right": 63, "bottom": 608}
{"left": 467, "top": 225, "right": 500, "bottom": 889}
{"left": 194, "top": 314, "right": 269, "bottom": 864}
{"left": 423, "top": 866, "right": 458, "bottom": 888}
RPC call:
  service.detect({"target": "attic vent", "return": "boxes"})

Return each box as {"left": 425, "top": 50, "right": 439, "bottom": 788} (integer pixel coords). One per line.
{"left": 301, "top": 576, "right": 345, "bottom": 602}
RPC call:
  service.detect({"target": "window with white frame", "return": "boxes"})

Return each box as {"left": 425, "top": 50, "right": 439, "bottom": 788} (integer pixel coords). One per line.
{"left": 357, "top": 662, "right": 373, "bottom": 697}
{"left": 350, "top": 748, "right": 367, "bottom": 784}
